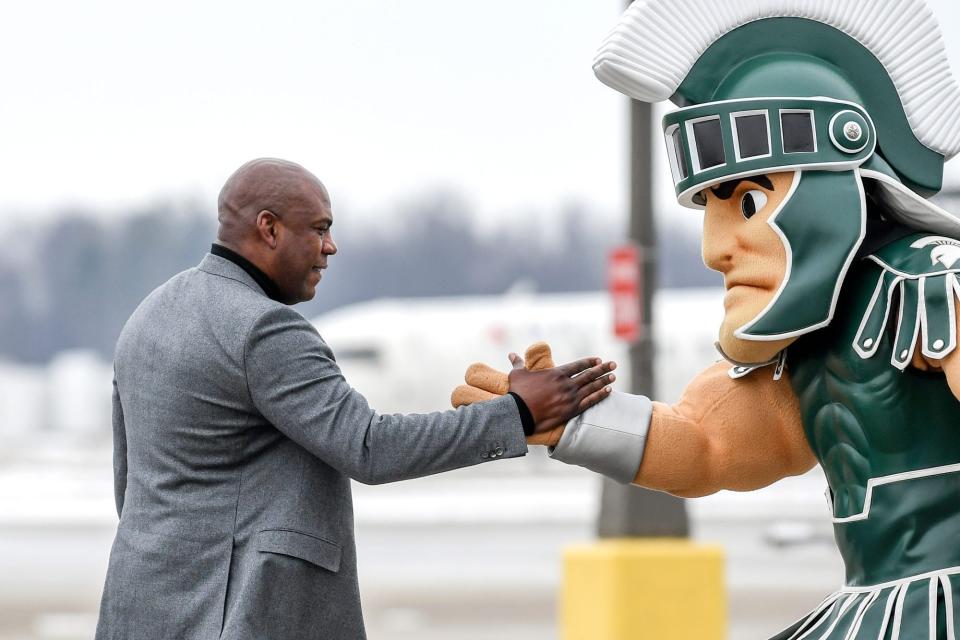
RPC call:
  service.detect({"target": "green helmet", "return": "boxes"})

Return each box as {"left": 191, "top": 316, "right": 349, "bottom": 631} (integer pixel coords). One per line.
{"left": 595, "top": 0, "right": 960, "bottom": 341}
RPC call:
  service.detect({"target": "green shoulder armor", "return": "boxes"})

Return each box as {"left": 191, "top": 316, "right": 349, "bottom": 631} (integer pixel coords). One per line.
{"left": 854, "top": 233, "right": 960, "bottom": 369}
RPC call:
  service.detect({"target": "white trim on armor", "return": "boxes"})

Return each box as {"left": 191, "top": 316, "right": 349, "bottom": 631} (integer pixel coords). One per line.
{"left": 784, "top": 567, "right": 960, "bottom": 640}
{"left": 842, "top": 565, "right": 960, "bottom": 593}
{"left": 919, "top": 275, "right": 958, "bottom": 359}
{"left": 729, "top": 109, "right": 773, "bottom": 163}
{"left": 793, "top": 595, "right": 842, "bottom": 640}
{"left": 860, "top": 169, "right": 960, "bottom": 236}
{"left": 828, "top": 111, "right": 870, "bottom": 154}
{"left": 685, "top": 114, "right": 727, "bottom": 175}
{"left": 732, "top": 170, "right": 799, "bottom": 341}
{"left": 908, "top": 235, "right": 960, "bottom": 251}
{"left": 773, "top": 350, "right": 786, "bottom": 380}
{"left": 953, "top": 276, "right": 960, "bottom": 348}
{"left": 733, "top": 169, "right": 867, "bottom": 342}
{"left": 832, "top": 462, "right": 960, "bottom": 523}
{"left": 942, "top": 574, "right": 957, "bottom": 640}
{"left": 673, "top": 97, "right": 877, "bottom": 209}
{"left": 786, "top": 592, "right": 843, "bottom": 640}
{"left": 815, "top": 593, "right": 859, "bottom": 640}
{"left": 864, "top": 249, "right": 960, "bottom": 366}
{"left": 890, "top": 280, "right": 921, "bottom": 371}
{"left": 876, "top": 585, "right": 902, "bottom": 640}
{"left": 663, "top": 123, "right": 683, "bottom": 185}
{"left": 665, "top": 95, "right": 866, "bottom": 116}
{"left": 593, "top": 0, "right": 960, "bottom": 158}
{"left": 677, "top": 159, "right": 866, "bottom": 209}
{"left": 864, "top": 256, "right": 960, "bottom": 280}
{"left": 844, "top": 589, "right": 880, "bottom": 640}
{"left": 890, "top": 580, "right": 908, "bottom": 640}
{"left": 930, "top": 577, "right": 939, "bottom": 640}
{"left": 780, "top": 108, "right": 818, "bottom": 154}
{"left": 851, "top": 271, "right": 901, "bottom": 359}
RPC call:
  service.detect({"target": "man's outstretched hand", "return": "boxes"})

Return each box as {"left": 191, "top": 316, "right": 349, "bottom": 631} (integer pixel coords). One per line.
{"left": 451, "top": 342, "right": 616, "bottom": 446}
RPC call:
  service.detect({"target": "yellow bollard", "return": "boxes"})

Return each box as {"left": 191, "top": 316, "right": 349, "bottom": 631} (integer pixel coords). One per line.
{"left": 561, "top": 539, "right": 725, "bottom": 640}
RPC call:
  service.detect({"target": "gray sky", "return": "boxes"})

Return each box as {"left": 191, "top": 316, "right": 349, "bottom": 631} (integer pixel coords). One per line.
{"left": 3, "top": 0, "right": 960, "bottom": 230}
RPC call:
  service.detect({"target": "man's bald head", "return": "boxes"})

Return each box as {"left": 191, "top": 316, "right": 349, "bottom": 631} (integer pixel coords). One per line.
{"left": 214, "top": 158, "right": 337, "bottom": 304}
{"left": 217, "top": 158, "right": 329, "bottom": 244}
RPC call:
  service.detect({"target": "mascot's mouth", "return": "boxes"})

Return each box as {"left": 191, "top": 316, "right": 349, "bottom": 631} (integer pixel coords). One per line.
{"left": 723, "top": 273, "right": 774, "bottom": 292}
{"left": 722, "top": 282, "right": 767, "bottom": 311}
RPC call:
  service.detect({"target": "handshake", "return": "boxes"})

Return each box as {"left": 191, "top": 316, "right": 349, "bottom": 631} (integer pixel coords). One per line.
{"left": 451, "top": 342, "right": 615, "bottom": 445}
{"left": 450, "top": 343, "right": 651, "bottom": 484}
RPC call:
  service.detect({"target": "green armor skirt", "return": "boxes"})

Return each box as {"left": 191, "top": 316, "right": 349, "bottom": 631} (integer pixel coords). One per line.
{"left": 767, "top": 463, "right": 960, "bottom": 640}
{"left": 771, "top": 568, "right": 960, "bottom": 640}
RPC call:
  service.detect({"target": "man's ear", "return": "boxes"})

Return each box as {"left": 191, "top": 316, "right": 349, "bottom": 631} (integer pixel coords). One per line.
{"left": 255, "top": 210, "right": 279, "bottom": 249}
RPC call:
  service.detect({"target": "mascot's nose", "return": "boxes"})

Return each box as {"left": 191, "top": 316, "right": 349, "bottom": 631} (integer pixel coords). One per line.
{"left": 701, "top": 219, "right": 736, "bottom": 273}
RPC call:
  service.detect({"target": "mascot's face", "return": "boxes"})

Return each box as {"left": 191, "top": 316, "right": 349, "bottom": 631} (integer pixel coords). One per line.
{"left": 702, "top": 171, "right": 797, "bottom": 364}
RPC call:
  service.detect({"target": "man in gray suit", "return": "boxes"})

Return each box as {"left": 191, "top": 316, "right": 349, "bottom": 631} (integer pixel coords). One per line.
{"left": 95, "top": 158, "right": 616, "bottom": 640}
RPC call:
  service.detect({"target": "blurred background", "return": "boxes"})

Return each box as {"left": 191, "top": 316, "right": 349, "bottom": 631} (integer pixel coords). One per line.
{"left": 4, "top": 1, "right": 960, "bottom": 638}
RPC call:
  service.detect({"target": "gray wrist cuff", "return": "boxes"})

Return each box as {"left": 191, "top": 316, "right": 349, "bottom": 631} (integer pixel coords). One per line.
{"left": 547, "top": 391, "right": 652, "bottom": 484}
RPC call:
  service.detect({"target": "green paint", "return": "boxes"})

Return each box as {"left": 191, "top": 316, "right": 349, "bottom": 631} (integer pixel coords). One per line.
{"left": 675, "top": 18, "right": 945, "bottom": 195}
{"left": 789, "top": 242, "right": 960, "bottom": 593}
{"left": 662, "top": 98, "right": 874, "bottom": 205}
{"left": 739, "top": 170, "right": 865, "bottom": 339}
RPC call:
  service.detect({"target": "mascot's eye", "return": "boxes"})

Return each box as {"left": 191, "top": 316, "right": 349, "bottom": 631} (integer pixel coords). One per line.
{"left": 740, "top": 190, "right": 768, "bottom": 219}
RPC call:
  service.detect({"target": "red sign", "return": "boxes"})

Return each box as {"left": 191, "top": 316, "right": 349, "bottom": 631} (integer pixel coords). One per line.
{"left": 608, "top": 245, "right": 642, "bottom": 343}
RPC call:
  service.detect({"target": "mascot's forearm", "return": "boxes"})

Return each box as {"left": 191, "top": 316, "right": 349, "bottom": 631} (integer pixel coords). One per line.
{"left": 640, "top": 363, "right": 815, "bottom": 496}
{"left": 452, "top": 345, "right": 816, "bottom": 493}
{"left": 551, "top": 362, "right": 816, "bottom": 496}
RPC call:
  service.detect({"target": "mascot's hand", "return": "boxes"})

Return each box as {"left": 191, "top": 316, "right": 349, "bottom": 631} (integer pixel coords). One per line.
{"left": 451, "top": 342, "right": 555, "bottom": 404}
{"left": 450, "top": 342, "right": 563, "bottom": 445}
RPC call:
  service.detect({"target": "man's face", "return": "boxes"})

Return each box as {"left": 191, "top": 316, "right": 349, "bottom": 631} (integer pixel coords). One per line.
{"left": 702, "top": 171, "right": 796, "bottom": 364}
{"left": 271, "top": 184, "right": 338, "bottom": 304}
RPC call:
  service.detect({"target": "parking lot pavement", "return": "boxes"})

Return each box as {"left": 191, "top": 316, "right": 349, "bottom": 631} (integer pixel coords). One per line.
{"left": 1, "top": 445, "right": 842, "bottom": 640}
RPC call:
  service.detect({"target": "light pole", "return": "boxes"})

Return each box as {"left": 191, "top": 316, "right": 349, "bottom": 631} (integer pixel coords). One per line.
{"left": 596, "top": 95, "right": 689, "bottom": 538}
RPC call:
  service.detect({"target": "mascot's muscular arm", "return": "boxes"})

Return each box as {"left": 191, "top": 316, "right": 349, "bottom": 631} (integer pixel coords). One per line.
{"left": 454, "top": 326, "right": 960, "bottom": 497}
{"left": 453, "top": 344, "right": 815, "bottom": 496}
{"left": 638, "top": 362, "right": 813, "bottom": 497}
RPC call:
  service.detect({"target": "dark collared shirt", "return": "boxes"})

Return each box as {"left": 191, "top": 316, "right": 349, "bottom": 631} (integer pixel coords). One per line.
{"left": 210, "top": 243, "right": 284, "bottom": 302}
{"left": 208, "top": 243, "right": 535, "bottom": 436}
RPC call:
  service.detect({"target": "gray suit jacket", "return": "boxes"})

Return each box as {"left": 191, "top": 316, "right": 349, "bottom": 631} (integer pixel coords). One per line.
{"left": 95, "top": 254, "right": 527, "bottom": 640}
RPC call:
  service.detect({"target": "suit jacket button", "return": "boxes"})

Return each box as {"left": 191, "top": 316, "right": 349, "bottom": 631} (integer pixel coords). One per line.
{"left": 481, "top": 451, "right": 490, "bottom": 459}
{"left": 494, "top": 447, "right": 504, "bottom": 456}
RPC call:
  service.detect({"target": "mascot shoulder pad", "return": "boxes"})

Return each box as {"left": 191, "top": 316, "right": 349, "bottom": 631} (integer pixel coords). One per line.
{"left": 854, "top": 233, "right": 960, "bottom": 368}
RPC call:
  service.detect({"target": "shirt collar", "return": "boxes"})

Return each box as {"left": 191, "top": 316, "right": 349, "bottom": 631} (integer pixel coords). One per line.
{"left": 209, "top": 244, "right": 284, "bottom": 302}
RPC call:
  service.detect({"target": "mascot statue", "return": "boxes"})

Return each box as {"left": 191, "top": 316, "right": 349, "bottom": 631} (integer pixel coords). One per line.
{"left": 453, "top": 1, "right": 960, "bottom": 638}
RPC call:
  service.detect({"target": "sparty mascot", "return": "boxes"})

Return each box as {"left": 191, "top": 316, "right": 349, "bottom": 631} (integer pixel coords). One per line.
{"left": 453, "top": 0, "right": 960, "bottom": 638}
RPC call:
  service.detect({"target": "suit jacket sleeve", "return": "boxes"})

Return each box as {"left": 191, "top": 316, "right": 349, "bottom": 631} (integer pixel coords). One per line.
{"left": 244, "top": 305, "right": 528, "bottom": 484}
{"left": 111, "top": 374, "right": 128, "bottom": 517}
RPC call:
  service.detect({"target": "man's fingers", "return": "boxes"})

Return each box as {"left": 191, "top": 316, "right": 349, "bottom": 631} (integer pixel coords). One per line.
{"left": 576, "top": 385, "right": 614, "bottom": 413}
{"left": 572, "top": 361, "right": 617, "bottom": 387}
{"left": 557, "top": 356, "right": 603, "bottom": 376}
{"left": 465, "top": 363, "right": 510, "bottom": 394}
{"left": 451, "top": 384, "right": 499, "bottom": 408}
{"left": 575, "top": 372, "right": 616, "bottom": 401}
{"left": 524, "top": 342, "right": 554, "bottom": 371}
